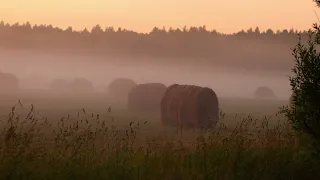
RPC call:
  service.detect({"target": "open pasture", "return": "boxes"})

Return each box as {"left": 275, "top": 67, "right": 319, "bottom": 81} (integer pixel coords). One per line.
{"left": 0, "top": 90, "right": 289, "bottom": 140}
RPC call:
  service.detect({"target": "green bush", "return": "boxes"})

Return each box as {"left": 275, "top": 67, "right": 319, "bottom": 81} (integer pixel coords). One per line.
{"left": 280, "top": 15, "right": 320, "bottom": 156}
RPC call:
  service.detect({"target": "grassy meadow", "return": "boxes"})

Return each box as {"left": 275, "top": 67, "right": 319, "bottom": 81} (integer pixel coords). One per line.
{"left": 0, "top": 91, "right": 318, "bottom": 180}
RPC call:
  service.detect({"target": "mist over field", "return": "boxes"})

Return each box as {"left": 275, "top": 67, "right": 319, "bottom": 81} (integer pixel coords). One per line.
{"left": 0, "top": 21, "right": 303, "bottom": 104}
{"left": 1, "top": 0, "right": 320, "bottom": 178}
{"left": 0, "top": 45, "right": 292, "bottom": 99}
{"left": 0, "top": 18, "right": 319, "bottom": 179}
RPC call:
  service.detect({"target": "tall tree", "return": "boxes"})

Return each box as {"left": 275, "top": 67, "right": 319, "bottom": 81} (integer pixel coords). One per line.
{"left": 281, "top": 0, "right": 320, "bottom": 157}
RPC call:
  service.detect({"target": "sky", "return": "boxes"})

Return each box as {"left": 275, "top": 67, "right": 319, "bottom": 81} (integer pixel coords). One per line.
{"left": 0, "top": 0, "right": 318, "bottom": 34}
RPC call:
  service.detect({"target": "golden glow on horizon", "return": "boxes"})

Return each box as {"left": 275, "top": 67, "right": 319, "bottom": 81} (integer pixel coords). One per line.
{"left": 0, "top": 0, "right": 318, "bottom": 33}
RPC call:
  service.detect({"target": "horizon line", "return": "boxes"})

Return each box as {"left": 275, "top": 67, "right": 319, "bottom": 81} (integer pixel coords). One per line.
{"left": 0, "top": 20, "right": 311, "bottom": 35}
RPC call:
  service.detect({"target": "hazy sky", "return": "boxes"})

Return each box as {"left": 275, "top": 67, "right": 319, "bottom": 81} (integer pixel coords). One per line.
{"left": 0, "top": 0, "right": 318, "bottom": 33}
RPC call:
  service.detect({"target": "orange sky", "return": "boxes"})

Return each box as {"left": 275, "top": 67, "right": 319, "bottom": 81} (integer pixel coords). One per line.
{"left": 0, "top": 0, "right": 318, "bottom": 33}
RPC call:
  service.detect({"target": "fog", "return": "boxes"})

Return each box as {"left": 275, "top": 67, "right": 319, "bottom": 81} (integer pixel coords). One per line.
{"left": 0, "top": 50, "right": 291, "bottom": 100}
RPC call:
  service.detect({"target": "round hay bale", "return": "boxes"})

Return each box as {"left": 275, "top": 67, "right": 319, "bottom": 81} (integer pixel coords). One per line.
{"left": 50, "top": 78, "right": 69, "bottom": 92}
{"left": 128, "top": 83, "right": 167, "bottom": 115}
{"left": 69, "top": 77, "right": 95, "bottom": 93}
{"left": 107, "top": 78, "right": 137, "bottom": 98}
{"left": 254, "top": 86, "right": 276, "bottom": 98}
{"left": 161, "top": 84, "right": 219, "bottom": 129}
{"left": 0, "top": 72, "right": 19, "bottom": 92}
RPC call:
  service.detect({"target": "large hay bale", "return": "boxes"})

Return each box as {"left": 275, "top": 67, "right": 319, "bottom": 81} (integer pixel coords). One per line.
{"left": 128, "top": 83, "right": 167, "bottom": 115}
{"left": 254, "top": 86, "right": 276, "bottom": 98}
{"left": 69, "top": 77, "right": 95, "bottom": 93}
{"left": 161, "top": 84, "right": 219, "bottom": 128}
{"left": 49, "top": 78, "right": 69, "bottom": 92}
{"left": 107, "top": 78, "right": 137, "bottom": 98}
{"left": 0, "top": 72, "right": 19, "bottom": 92}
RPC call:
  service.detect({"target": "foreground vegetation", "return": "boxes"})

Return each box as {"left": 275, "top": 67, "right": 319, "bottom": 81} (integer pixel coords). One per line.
{"left": 0, "top": 103, "right": 318, "bottom": 180}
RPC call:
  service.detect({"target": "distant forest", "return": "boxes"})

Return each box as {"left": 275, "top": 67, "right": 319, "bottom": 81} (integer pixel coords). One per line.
{"left": 0, "top": 21, "right": 310, "bottom": 71}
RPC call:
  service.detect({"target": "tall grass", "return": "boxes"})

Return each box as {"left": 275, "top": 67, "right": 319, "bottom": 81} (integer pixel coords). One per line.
{"left": 0, "top": 103, "right": 318, "bottom": 180}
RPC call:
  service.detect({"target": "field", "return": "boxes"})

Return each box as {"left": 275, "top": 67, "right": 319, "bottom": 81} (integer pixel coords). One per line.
{"left": 0, "top": 91, "right": 318, "bottom": 180}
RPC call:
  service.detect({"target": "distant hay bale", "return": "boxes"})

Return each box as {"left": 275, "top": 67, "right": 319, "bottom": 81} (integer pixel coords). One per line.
{"left": 128, "top": 83, "right": 167, "bottom": 115}
{"left": 50, "top": 78, "right": 69, "bottom": 92}
{"left": 69, "top": 77, "right": 95, "bottom": 93}
{"left": 161, "top": 84, "right": 219, "bottom": 128}
{"left": 0, "top": 72, "right": 19, "bottom": 92}
{"left": 254, "top": 86, "right": 276, "bottom": 98}
{"left": 107, "top": 78, "right": 137, "bottom": 98}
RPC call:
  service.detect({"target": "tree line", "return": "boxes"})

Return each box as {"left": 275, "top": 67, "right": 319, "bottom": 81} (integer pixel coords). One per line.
{"left": 0, "top": 21, "right": 310, "bottom": 71}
